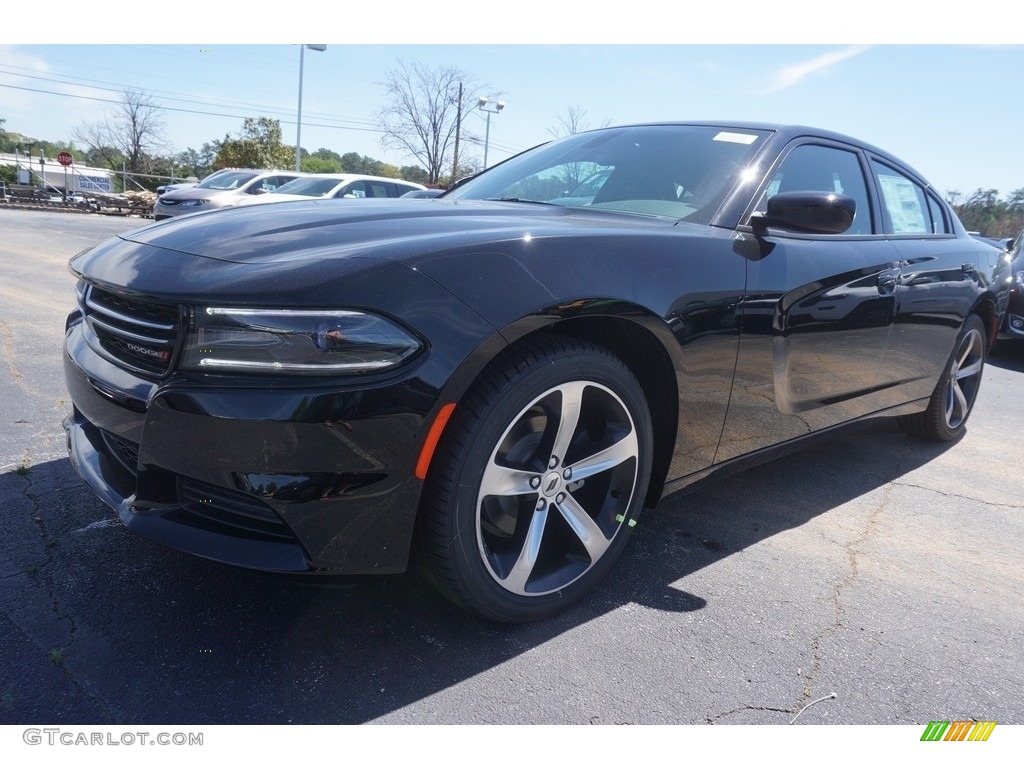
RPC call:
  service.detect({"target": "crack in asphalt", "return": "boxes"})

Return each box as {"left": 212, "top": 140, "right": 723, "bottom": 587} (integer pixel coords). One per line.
{"left": 792, "top": 464, "right": 900, "bottom": 716}
{"left": 892, "top": 480, "right": 1024, "bottom": 510}
{"left": 706, "top": 704, "right": 794, "bottom": 723}
{"left": 17, "top": 471, "right": 119, "bottom": 723}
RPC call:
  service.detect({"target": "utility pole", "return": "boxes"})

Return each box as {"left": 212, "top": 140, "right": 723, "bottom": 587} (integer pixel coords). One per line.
{"left": 450, "top": 82, "right": 463, "bottom": 187}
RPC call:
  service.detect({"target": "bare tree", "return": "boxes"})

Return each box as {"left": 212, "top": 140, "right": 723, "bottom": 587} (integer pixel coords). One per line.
{"left": 548, "top": 105, "right": 612, "bottom": 139}
{"left": 73, "top": 88, "right": 166, "bottom": 174}
{"left": 547, "top": 106, "right": 614, "bottom": 191}
{"left": 376, "top": 61, "right": 487, "bottom": 185}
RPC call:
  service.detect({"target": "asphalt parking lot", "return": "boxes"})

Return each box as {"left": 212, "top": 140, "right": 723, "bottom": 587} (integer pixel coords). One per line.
{"left": 1, "top": 206, "right": 1022, "bottom": 725}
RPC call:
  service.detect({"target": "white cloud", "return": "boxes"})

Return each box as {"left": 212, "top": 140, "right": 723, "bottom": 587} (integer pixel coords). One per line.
{"left": 766, "top": 46, "right": 870, "bottom": 93}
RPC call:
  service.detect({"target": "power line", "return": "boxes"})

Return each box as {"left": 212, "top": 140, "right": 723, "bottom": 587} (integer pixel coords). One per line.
{"left": 0, "top": 65, "right": 380, "bottom": 131}
{"left": 0, "top": 82, "right": 386, "bottom": 136}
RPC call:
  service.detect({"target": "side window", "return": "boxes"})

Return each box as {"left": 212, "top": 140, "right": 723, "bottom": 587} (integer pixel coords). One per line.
{"left": 367, "top": 182, "right": 393, "bottom": 198}
{"left": 926, "top": 192, "right": 950, "bottom": 234}
{"left": 337, "top": 181, "right": 367, "bottom": 199}
{"left": 871, "top": 160, "right": 931, "bottom": 235}
{"left": 758, "top": 144, "right": 873, "bottom": 234}
{"left": 249, "top": 176, "right": 289, "bottom": 194}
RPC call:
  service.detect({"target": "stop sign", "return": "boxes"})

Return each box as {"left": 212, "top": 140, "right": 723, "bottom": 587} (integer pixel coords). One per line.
{"left": 57, "top": 151, "right": 74, "bottom": 166}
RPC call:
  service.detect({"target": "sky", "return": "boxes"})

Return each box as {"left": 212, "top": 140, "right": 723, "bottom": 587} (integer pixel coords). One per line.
{"left": 2, "top": 4, "right": 1022, "bottom": 198}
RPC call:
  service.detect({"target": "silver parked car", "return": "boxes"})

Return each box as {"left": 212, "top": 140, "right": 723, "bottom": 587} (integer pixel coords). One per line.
{"left": 153, "top": 169, "right": 304, "bottom": 220}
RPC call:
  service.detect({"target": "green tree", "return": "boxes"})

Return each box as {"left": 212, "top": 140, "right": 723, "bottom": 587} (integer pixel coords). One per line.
{"left": 302, "top": 156, "right": 342, "bottom": 173}
{"left": 947, "top": 188, "right": 1024, "bottom": 239}
{"left": 215, "top": 117, "right": 293, "bottom": 170}
{"left": 399, "top": 165, "right": 430, "bottom": 185}
{"left": 311, "top": 147, "right": 343, "bottom": 164}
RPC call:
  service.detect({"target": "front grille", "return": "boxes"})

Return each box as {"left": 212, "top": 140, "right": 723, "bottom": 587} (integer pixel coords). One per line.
{"left": 178, "top": 478, "right": 298, "bottom": 543}
{"left": 82, "top": 285, "right": 181, "bottom": 376}
{"left": 100, "top": 429, "right": 140, "bottom": 475}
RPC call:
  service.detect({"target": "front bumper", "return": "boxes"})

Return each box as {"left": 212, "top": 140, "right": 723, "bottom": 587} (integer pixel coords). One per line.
{"left": 63, "top": 320, "right": 427, "bottom": 574}
{"left": 999, "top": 283, "right": 1024, "bottom": 339}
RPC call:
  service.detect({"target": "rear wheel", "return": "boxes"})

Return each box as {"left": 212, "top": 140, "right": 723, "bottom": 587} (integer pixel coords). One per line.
{"left": 903, "top": 314, "right": 986, "bottom": 441}
{"left": 418, "top": 336, "right": 653, "bottom": 623}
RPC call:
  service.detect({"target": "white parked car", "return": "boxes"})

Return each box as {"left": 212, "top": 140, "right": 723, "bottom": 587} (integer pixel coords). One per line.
{"left": 235, "top": 173, "right": 426, "bottom": 206}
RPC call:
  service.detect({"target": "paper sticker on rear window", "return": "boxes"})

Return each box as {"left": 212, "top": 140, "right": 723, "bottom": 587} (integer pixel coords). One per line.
{"left": 713, "top": 132, "right": 758, "bottom": 145}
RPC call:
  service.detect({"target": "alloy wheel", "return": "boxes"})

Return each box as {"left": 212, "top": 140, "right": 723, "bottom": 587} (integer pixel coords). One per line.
{"left": 475, "top": 381, "right": 640, "bottom": 596}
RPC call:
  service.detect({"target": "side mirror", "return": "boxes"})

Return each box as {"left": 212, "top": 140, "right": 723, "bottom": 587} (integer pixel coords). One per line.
{"left": 751, "top": 191, "right": 856, "bottom": 235}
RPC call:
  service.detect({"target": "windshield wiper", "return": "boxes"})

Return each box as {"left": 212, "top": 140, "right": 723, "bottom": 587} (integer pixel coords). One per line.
{"left": 487, "top": 197, "right": 555, "bottom": 205}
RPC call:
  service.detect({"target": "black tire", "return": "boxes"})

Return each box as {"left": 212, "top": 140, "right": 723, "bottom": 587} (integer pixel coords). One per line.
{"left": 417, "top": 335, "right": 653, "bottom": 623}
{"left": 903, "top": 314, "right": 987, "bottom": 442}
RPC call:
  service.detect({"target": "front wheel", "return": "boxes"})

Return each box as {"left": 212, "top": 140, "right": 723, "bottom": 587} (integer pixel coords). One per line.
{"left": 417, "top": 336, "right": 653, "bottom": 623}
{"left": 903, "top": 314, "right": 987, "bottom": 442}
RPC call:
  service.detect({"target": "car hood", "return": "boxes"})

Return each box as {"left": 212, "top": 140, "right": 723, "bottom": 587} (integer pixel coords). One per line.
{"left": 119, "top": 199, "right": 690, "bottom": 265}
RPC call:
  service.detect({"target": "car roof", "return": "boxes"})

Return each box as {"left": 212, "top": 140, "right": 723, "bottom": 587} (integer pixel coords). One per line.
{"left": 286, "top": 173, "right": 425, "bottom": 186}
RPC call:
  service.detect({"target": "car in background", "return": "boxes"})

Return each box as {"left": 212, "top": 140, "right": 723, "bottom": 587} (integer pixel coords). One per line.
{"left": 968, "top": 232, "right": 1013, "bottom": 251}
{"left": 401, "top": 188, "right": 445, "bottom": 199}
{"left": 63, "top": 122, "right": 1009, "bottom": 623}
{"left": 155, "top": 169, "right": 235, "bottom": 197}
{"left": 1000, "top": 226, "right": 1024, "bottom": 340}
{"left": 153, "top": 169, "right": 304, "bottom": 220}
{"left": 235, "top": 173, "right": 426, "bottom": 206}
{"left": 156, "top": 182, "right": 193, "bottom": 197}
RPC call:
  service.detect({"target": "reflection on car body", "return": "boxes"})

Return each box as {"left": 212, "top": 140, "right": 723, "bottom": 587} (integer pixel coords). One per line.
{"left": 63, "top": 122, "right": 1009, "bottom": 622}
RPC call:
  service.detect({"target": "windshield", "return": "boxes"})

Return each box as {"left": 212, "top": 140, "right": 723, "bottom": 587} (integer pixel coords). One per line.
{"left": 271, "top": 177, "right": 345, "bottom": 197}
{"left": 197, "top": 171, "right": 258, "bottom": 190}
{"left": 446, "top": 125, "right": 771, "bottom": 223}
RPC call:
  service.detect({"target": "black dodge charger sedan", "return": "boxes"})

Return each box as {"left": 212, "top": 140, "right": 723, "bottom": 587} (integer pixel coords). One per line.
{"left": 64, "top": 122, "right": 1009, "bottom": 622}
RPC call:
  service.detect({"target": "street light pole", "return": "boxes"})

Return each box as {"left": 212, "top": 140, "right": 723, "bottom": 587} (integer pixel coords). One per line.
{"left": 295, "top": 44, "right": 326, "bottom": 172}
{"left": 477, "top": 97, "right": 506, "bottom": 169}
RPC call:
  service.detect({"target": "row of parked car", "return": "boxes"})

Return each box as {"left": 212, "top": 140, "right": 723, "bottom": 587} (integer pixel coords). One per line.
{"left": 152, "top": 168, "right": 436, "bottom": 221}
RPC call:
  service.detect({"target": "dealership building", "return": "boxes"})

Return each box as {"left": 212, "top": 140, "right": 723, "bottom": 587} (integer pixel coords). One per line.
{"left": 0, "top": 152, "right": 115, "bottom": 193}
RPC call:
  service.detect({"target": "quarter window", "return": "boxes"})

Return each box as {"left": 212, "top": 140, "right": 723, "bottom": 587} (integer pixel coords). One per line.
{"left": 926, "top": 192, "right": 950, "bottom": 234}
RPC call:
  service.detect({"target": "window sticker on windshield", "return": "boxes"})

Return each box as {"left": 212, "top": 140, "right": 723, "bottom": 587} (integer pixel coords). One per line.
{"left": 713, "top": 132, "right": 758, "bottom": 145}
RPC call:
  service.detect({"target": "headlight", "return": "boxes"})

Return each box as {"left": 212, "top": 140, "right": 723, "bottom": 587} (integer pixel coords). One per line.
{"left": 178, "top": 200, "right": 207, "bottom": 207}
{"left": 181, "top": 308, "right": 422, "bottom": 374}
